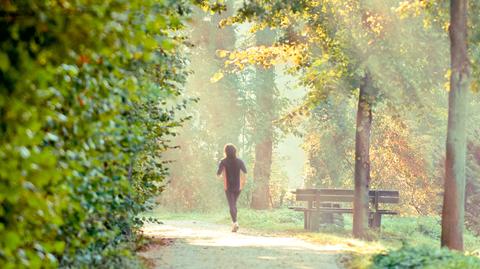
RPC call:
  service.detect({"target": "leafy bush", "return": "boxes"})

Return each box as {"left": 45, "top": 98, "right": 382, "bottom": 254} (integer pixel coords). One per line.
{"left": 371, "top": 245, "right": 480, "bottom": 269}
{"left": 0, "top": 0, "right": 195, "bottom": 268}
{"left": 377, "top": 216, "right": 480, "bottom": 251}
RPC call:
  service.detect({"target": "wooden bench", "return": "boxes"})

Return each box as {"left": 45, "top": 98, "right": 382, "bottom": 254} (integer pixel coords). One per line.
{"left": 289, "top": 188, "right": 399, "bottom": 231}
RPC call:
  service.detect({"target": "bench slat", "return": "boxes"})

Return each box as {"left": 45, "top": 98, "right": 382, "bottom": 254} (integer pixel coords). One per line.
{"left": 290, "top": 207, "right": 398, "bottom": 215}
{"left": 293, "top": 188, "right": 399, "bottom": 198}
{"left": 376, "top": 210, "right": 398, "bottom": 215}
{"left": 295, "top": 194, "right": 399, "bottom": 204}
{"left": 289, "top": 208, "right": 317, "bottom": 212}
{"left": 317, "top": 208, "right": 353, "bottom": 213}
{"left": 376, "top": 197, "right": 400, "bottom": 204}
{"left": 296, "top": 194, "right": 354, "bottom": 202}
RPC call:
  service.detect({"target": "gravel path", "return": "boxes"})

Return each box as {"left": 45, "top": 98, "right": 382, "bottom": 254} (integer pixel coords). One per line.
{"left": 139, "top": 220, "right": 343, "bottom": 269}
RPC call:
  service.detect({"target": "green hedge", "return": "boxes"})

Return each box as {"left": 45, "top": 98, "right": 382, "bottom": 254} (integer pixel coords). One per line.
{"left": 371, "top": 245, "right": 480, "bottom": 269}
{"left": 0, "top": 1, "right": 194, "bottom": 268}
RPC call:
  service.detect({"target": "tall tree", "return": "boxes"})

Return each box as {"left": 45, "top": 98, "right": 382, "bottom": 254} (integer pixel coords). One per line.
{"left": 251, "top": 29, "right": 276, "bottom": 209}
{"left": 441, "top": 0, "right": 470, "bottom": 251}
{"left": 353, "top": 72, "right": 375, "bottom": 238}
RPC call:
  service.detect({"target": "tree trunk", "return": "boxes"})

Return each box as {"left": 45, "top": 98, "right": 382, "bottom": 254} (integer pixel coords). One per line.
{"left": 251, "top": 124, "right": 273, "bottom": 209}
{"left": 441, "top": 0, "right": 470, "bottom": 251}
{"left": 251, "top": 29, "right": 275, "bottom": 210}
{"left": 353, "top": 73, "right": 374, "bottom": 239}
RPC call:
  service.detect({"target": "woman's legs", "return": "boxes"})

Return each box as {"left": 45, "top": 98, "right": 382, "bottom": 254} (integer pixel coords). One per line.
{"left": 225, "top": 190, "right": 241, "bottom": 223}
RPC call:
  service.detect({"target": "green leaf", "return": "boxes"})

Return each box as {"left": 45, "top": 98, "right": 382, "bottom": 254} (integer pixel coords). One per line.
{"left": 0, "top": 52, "right": 10, "bottom": 71}
{"left": 5, "top": 232, "right": 21, "bottom": 249}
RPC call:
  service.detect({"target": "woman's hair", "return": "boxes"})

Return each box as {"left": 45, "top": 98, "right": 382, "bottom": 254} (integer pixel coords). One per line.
{"left": 224, "top": 144, "right": 237, "bottom": 159}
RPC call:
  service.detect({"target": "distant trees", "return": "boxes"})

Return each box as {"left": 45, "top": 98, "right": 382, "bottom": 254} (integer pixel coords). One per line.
{"left": 174, "top": 0, "right": 478, "bottom": 249}
{"left": 161, "top": 0, "right": 244, "bottom": 210}
{"left": 251, "top": 29, "right": 276, "bottom": 210}
{"left": 302, "top": 97, "right": 355, "bottom": 188}
{"left": 227, "top": 0, "right": 386, "bottom": 238}
{"left": 162, "top": 0, "right": 287, "bottom": 211}
{"left": 224, "top": 0, "right": 477, "bottom": 242}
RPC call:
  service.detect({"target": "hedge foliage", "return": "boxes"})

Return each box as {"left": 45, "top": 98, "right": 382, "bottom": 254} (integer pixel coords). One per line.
{"left": 371, "top": 245, "right": 480, "bottom": 269}
{"left": 0, "top": 0, "right": 196, "bottom": 268}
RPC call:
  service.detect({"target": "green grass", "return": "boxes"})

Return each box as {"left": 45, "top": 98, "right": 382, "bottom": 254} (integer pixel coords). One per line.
{"left": 142, "top": 206, "right": 307, "bottom": 234}
{"left": 144, "top": 207, "right": 480, "bottom": 268}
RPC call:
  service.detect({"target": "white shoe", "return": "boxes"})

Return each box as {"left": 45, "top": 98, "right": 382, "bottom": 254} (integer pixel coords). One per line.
{"left": 232, "top": 222, "right": 239, "bottom": 232}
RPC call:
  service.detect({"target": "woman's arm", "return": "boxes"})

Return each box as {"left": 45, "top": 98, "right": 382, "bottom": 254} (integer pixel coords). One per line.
{"left": 240, "top": 170, "right": 247, "bottom": 190}
{"left": 239, "top": 160, "right": 247, "bottom": 190}
{"left": 216, "top": 160, "right": 224, "bottom": 176}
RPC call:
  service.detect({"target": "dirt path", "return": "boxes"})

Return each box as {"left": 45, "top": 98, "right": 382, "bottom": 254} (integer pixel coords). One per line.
{"left": 139, "top": 220, "right": 343, "bottom": 269}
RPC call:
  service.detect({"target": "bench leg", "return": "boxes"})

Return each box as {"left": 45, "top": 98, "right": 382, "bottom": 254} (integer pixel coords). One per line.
{"left": 372, "top": 213, "right": 382, "bottom": 229}
{"left": 310, "top": 211, "right": 320, "bottom": 231}
{"left": 304, "top": 211, "right": 309, "bottom": 230}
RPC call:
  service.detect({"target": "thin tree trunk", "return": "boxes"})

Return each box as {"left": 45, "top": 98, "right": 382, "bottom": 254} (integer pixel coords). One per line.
{"left": 353, "top": 73, "right": 374, "bottom": 239}
{"left": 441, "top": 0, "right": 470, "bottom": 251}
{"left": 251, "top": 29, "right": 275, "bottom": 210}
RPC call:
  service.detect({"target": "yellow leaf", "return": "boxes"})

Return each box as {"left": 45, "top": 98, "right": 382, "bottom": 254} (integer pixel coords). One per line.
{"left": 472, "top": 80, "right": 479, "bottom": 93}
{"left": 216, "top": 50, "right": 229, "bottom": 58}
{"left": 210, "top": 71, "right": 224, "bottom": 83}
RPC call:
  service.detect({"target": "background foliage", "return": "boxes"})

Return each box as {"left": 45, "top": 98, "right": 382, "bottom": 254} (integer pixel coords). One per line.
{"left": 159, "top": 1, "right": 290, "bottom": 211}
{"left": 159, "top": 0, "right": 244, "bottom": 211}
{"left": 158, "top": 0, "right": 480, "bottom": 228}
{"left": 213, "top": 0, "right": 480, "bottom": 220}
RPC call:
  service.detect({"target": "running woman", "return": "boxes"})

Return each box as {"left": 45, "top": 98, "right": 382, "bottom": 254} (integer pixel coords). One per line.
{"left": 217, "top": 144, "right": 247, "bottom": 232}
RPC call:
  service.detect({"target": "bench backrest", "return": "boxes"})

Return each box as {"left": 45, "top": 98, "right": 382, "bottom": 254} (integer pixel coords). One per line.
{"left": 293, "top": 188, "right": 399, "bottom": 204}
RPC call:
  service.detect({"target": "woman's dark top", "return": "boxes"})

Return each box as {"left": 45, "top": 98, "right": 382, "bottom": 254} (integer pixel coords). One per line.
{"left": 216, "top": 158, "right": 247, "bottom": 192}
